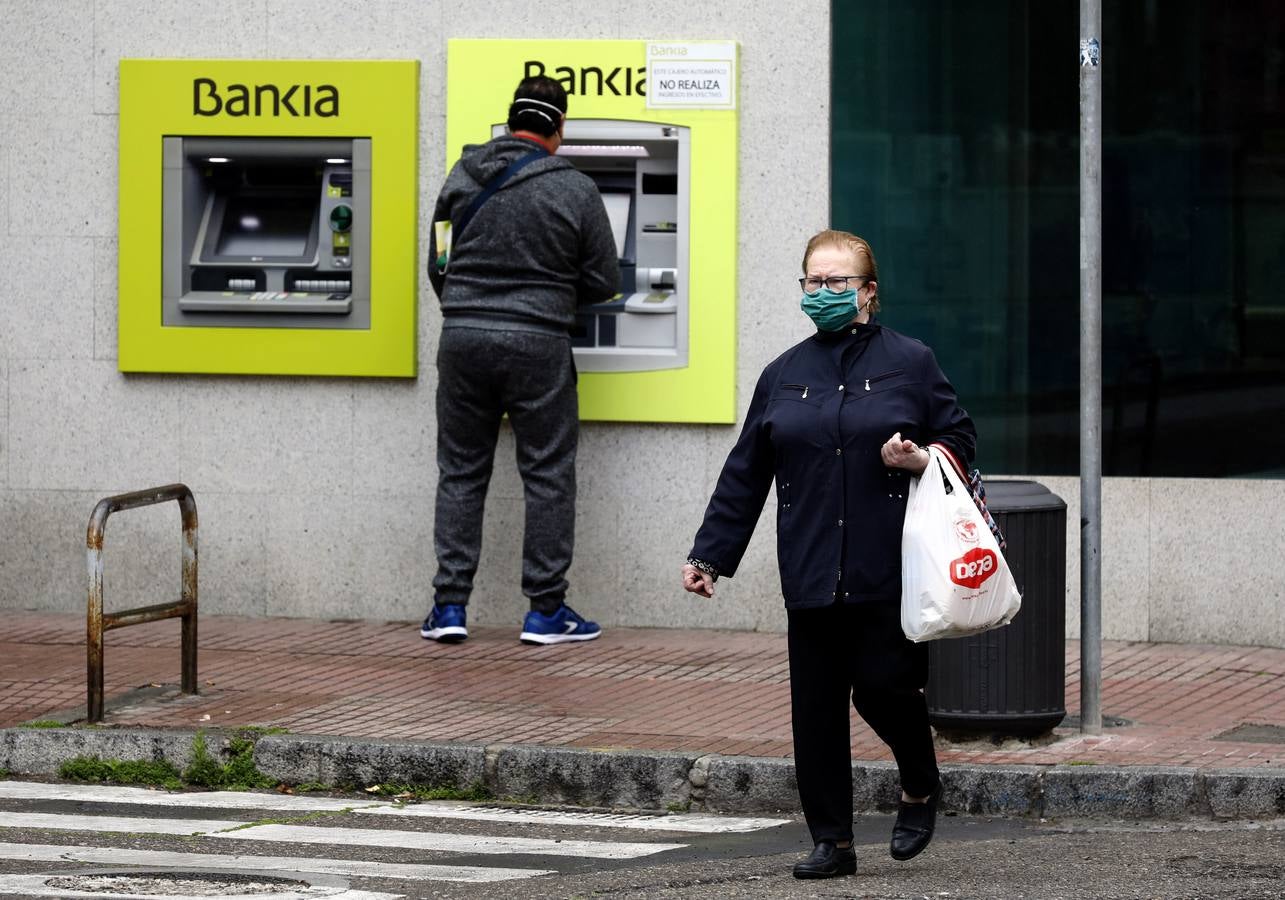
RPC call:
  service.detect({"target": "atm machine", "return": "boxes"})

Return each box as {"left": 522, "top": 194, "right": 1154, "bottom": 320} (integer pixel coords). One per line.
{"left": 162, "top": 137, "right": 371, "bottom": 330}
{"left": 493, "top": 119, "right": 691, "bottom": 372}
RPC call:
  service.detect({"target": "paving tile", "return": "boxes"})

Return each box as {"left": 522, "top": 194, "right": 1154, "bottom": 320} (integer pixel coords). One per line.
{"left": 1, "top": 613, "right": 1282, "bottom": 771}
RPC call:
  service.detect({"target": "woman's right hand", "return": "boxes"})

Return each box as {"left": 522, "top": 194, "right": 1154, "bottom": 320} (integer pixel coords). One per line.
{"left": 681, "top": 564, "right": 715, "bottom": 598}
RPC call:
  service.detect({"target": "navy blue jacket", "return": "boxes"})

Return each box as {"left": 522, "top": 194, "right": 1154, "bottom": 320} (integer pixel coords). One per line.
{"left": 689, "top": 319, "right": 976, "bottom": 609}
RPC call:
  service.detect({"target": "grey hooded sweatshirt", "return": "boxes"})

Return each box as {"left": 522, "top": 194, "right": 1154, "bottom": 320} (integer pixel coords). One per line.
{"left": 428, "top": 135, "right": 621, "bottom": 335}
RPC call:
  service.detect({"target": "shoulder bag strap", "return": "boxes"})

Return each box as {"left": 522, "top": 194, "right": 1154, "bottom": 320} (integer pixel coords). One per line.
{"left": 453, "top": 148, "right": 548, "bottom": 241}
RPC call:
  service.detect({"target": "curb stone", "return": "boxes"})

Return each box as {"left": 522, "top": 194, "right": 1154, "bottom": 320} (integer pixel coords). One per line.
{"left": 1, "top": 727, "right": 1283, "bottom": 821}
{"left": 941, "top": 763, "right": 1046, "bottom": 818}
{"left": 700, "top": 755, "right": 798, "bottom": 814}
{"left": 489, "top": 745, "right": 697, "bottom": 810}
{"left": 0, "top": 727, "right": 236, "bottom": 776}
{"left": 1203, "top": 768, "right": 1285, "bottom": 819}
{"left": 1042, "top": 765, "right": 1203, "bottom": 819}
{"left": 253, "top": 734, "right": 487, "bottom": 790}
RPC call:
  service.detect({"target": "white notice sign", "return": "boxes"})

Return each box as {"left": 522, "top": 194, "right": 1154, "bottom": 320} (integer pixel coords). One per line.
{"left": 646, "top": 42, "right": 737, "bottom": 109}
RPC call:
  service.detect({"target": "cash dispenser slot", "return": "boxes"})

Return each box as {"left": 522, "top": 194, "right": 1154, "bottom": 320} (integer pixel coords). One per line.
{"left": 162, "top": 136, "right": 371, "bottom": 329}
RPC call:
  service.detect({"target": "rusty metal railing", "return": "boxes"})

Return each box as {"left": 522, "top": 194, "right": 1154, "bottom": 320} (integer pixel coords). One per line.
{"left": 86, "top": 484, "right": 198, "bottom": 723}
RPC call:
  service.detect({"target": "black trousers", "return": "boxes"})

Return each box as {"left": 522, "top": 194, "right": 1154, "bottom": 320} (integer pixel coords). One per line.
{"left": 432, "top": 326, "right": 578, "bottom": 614}
{"left": 787, "top": 600, "right": 939, "bottom": 844}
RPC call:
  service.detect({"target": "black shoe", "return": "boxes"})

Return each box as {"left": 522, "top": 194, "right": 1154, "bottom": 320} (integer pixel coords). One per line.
{"left": 792, "top": 841, "right": 857, "bottom": 879}
{"left": 890, "top": 780, "right": 944, "bottom": 861}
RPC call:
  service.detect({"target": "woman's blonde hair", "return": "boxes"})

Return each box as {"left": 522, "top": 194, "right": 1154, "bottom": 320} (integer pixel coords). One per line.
{"left": 802, "top": 229, "right": 881, "bottom": 313}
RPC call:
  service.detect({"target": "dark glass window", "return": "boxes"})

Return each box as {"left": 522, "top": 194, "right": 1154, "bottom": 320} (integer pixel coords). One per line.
{"left": 832, "top": 0, "right": 1285, "bottom": 477}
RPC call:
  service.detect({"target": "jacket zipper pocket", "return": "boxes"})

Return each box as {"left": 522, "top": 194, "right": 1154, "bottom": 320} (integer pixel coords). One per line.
{"left": 782, "top": 383, "right": 809, "bottom": 399}
{"left": 863, "top": 369, "right": 905, "bottom": 391}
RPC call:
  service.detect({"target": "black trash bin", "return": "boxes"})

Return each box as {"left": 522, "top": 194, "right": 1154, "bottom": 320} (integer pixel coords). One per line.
{"left": 925, "top": 480, "right": 1067, "bottom": 737}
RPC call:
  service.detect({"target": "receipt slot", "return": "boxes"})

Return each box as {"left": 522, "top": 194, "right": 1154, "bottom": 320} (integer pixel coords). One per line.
{"left": 493, "top": 119, "right": 690, "bottom": 372}
{"left": 163, "top": 137, "right": 371, "bottom": 329}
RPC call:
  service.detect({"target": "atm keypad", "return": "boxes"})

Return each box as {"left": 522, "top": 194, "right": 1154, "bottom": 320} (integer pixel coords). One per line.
{"left": 241, "top": 290, "right": 349, "bottom": 302}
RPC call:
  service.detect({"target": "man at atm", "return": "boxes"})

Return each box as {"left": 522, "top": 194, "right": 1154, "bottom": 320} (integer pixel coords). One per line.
{"left": 422, "top": 75, "right": 620, "bottom": 646}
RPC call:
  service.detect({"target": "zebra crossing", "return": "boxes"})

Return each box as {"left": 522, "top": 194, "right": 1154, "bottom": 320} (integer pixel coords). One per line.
{"left": 0, "top": 780, "right": 791, "bottom": 898}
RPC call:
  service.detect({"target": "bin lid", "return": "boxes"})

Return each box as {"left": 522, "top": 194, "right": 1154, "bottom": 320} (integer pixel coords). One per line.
{"left": 984, "top": 480, "right": 1067, "bottom": 512}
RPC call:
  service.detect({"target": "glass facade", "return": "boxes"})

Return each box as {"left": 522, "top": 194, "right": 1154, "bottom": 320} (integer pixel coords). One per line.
{"left": 832, "top": 0, "right": 1285, "bottom": 477}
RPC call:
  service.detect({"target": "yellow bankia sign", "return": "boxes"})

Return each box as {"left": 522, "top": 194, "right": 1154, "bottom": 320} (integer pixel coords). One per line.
{"left": 118, "top": 59, "right": 418, "bottom": 376}
{"left": 447, "top": 39, "right": 739, "bottom": 423}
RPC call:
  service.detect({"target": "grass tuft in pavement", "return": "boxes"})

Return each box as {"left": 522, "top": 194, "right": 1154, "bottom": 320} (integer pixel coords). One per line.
{"left": 59, "top": 728, "right": 277, "bottom": 792}
{"left": 59, "top": 756, "right": 184, "bottom": 790}
{"left": 183, "top": 730, "right": 275, "bottom": 791}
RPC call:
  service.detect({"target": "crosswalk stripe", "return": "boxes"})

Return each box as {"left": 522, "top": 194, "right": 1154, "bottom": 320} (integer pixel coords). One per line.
{"left": 206, "top": 823, "right": 685, "bottom": 858}
{"left": 0, "top": 781, "right": 389, "bottom": 813}
{"left": 0, "top": 843, "right": 553, "bottom": 883}
{"left": 0, "top": 812, "right": 685, "bottom": 859}
{"left": 0, "top": 812, "right": 242, "bottom": 835}
{"left": 0, "top": 873, "right": 399, "bottom": 900}
{"left": 354, "top": 804, "right": 789, "bottom": 833}
{"left": 0, "top": 780, "right": 787, "bottom": 833}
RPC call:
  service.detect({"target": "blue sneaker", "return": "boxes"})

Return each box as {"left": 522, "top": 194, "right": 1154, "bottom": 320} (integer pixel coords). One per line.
{"left": 519, "top": 605, "right": 602, "bottom": 645}
{"left": 420, "top": 603, "right": 468, "bottom": 643}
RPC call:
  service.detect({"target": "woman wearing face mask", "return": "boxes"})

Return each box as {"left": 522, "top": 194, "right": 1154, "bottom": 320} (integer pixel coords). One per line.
{"left": 681, "top": 229, "right": 976, "bottom": 879}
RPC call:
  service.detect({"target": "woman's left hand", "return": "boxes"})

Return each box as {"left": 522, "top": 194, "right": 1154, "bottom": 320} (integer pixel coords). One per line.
{"left": 681, "top": 564, "right": 715, "bottom": 598}
{"left": 881, "top": 431, "right": 931, "bottom": 475}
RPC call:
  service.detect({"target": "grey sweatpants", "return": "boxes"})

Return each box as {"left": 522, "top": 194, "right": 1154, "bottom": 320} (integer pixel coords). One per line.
{"left": 432, "top": 325, "right": 578, "bottom": 614}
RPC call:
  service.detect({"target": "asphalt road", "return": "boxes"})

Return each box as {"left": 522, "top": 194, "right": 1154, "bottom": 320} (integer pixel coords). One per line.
{"left": 0, "top": 781, "right": 1281, "bottom": 899}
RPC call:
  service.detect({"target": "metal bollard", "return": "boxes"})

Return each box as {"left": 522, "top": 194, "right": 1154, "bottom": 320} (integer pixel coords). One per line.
{"left": 86, "top": 484, "right": 198, "bottom": 723}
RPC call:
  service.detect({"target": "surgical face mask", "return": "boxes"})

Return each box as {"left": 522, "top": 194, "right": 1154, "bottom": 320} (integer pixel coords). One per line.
{"left": 801, "top": 287, "right": 861, "bottom": 331}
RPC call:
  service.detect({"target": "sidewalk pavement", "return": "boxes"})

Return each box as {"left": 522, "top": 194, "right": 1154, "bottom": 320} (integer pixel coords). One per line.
{"left": 1, "top": 611, "right": 1283, "bottom": 820}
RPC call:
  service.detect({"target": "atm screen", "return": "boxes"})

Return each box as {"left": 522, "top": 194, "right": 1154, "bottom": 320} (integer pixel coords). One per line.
{"left": 213, "top": 194, "right": 316, "bottom": 259}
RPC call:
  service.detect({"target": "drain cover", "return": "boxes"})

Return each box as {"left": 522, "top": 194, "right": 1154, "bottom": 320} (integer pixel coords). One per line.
{"left": 42, "top": 870, "right": 314, "bottom": 897}
{"left": 1213, "top": 723, "right": 1285, "bottom": 744}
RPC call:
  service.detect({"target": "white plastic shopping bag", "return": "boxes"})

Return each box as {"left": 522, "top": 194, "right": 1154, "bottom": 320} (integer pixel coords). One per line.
{"left": 900, "top": 446, "right": 1022, "bottom": 642}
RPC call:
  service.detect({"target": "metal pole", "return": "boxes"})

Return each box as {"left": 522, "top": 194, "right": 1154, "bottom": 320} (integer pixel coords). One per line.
{"left": 1079, "top": 1, "right": 1103, "bottom": 735}
{"left": 86, "top": 528, "right": 106, "bottom": 724}
{"left": 179, "top": 491, "right": 199, "bottom": 696}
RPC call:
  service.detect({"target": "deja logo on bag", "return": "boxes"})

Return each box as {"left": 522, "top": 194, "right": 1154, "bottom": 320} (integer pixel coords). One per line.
{"left": 950, "top": 547, "right": 998, "bottom": 590}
